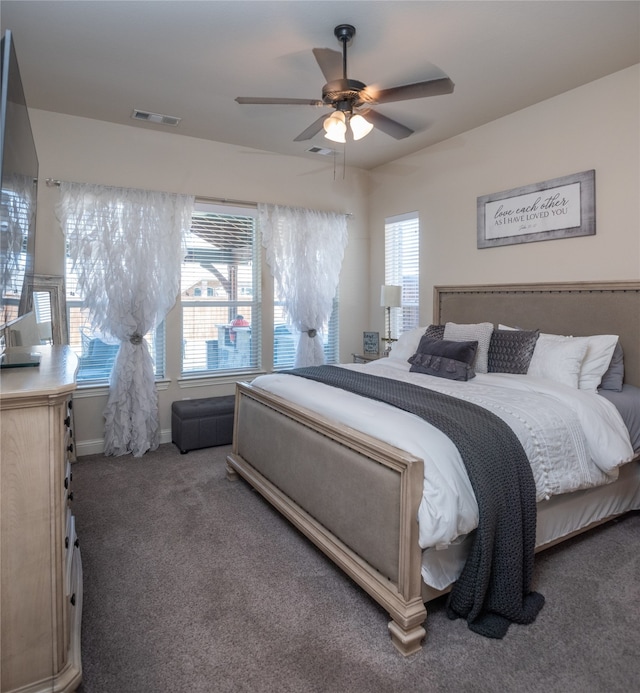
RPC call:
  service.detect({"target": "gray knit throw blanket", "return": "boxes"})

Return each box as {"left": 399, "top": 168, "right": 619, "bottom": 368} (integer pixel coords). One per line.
{"left": 285, "top": 366, "right": 545, "bottom": 638}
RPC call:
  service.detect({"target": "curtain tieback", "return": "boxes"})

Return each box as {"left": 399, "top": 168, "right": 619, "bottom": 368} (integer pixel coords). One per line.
{"left": 129, "top": 332, "right": 143, "bottom": 345}
{"left": 306, "top": 329, "right": 317, "bottom": 338}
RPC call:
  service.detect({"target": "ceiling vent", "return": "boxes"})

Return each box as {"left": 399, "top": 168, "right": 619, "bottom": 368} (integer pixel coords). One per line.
{"left": 131, "top": 109, "right": 181, "bottom": 127}
{"left": 307, "top": 146, "right": 335, "bottom": 156}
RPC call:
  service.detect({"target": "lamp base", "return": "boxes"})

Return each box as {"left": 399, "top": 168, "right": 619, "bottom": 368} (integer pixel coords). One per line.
{"left": 381, "top": 336, "right": 397, "bottom": 356}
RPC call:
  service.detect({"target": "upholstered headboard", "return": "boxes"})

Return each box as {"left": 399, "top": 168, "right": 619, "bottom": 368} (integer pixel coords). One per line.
{"left": 434, "top": 281, "right": 640, "bottom": 387}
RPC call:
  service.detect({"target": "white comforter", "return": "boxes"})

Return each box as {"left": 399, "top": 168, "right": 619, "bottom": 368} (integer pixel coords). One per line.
{"left": 251, "top": 358, "right": 634, "bottom": 556}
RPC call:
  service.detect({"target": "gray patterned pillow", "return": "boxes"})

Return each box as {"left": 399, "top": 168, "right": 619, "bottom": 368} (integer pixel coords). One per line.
{"left": 423, "top": 324, "right": 445, "bottom": 340}
{"left": 488, "top": 329, "right": 540, "bottom": 374}
{"left": 408, "top": 336, "right": 478, "bottom": 381}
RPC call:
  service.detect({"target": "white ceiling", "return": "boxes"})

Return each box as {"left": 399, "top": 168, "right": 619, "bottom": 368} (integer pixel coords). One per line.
{"left": 2, "top": 1, "right": 639, "bottom": 170}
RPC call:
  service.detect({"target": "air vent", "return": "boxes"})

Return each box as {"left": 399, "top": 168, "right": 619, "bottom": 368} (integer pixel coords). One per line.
{"left": 307, "top": 146, "right": 335, "bottom": 156}
{"left": 131, "top": 109, "right": 181, "bottom": 127}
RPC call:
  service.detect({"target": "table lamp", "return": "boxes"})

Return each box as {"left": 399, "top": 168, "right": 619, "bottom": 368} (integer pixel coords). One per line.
{"left": 380, "top": 284, "right": 402, "bottom": 355}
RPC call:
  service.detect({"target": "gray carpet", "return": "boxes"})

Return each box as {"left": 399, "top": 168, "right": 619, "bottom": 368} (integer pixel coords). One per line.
{"left": 72, "top": 443, "right": 640, "bottom": 693}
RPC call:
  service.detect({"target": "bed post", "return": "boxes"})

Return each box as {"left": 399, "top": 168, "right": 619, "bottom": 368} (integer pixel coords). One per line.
{"left": 386, "top": 434, "right": 427, "bottom": 656}
{"left": 225, "top": 388, "right": 243, "bottom": 481}
{"left": 388, "top": 614, "right": 426, "bottom": 657}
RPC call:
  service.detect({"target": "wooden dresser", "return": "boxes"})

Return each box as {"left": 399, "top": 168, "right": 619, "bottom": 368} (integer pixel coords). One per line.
{"left": 1, "top": 345, "right": 82, "bottom": 693}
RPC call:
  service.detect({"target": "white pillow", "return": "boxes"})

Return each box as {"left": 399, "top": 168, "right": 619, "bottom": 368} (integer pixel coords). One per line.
{"left": 575, "top": 334, "right": 619, "bottom": 391}
{"left": 387, "top": 326, "right": 428, "bottom": 361}
{"left": 505, "top": 328, "right": 618, "bottom": 391}
{"left": 443, "top": 321, "right": 494, "bottom": 374}
{"left": 528, "top": 333, "right": 588, "bottom": 388}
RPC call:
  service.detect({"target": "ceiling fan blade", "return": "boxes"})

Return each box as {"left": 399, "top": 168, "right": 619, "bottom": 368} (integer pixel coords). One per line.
{"left": 362, "top": 109, "right": 414, "bottom": 140}
{"left": 370, "top": 77, "right": 454, "bottom": 104}
{"left": 293, "top": 113, "right": 329, "bottom": 142}
{"left": 235, "top": 97, "right": 324, "bottom": 106}
{"left": 312, "top": 48, "right": 343, "bottom": 82}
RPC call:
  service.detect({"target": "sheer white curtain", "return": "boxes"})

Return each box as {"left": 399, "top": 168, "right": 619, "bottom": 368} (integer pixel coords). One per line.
{"left": 258, "top": 204, "right": 348, "bottom": 367}
{"left": 57, "top": 183, "right": 194, "bottom": 457}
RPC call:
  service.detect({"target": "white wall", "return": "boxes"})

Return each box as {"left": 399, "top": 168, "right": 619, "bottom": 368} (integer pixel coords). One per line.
{"left": 29, "top": 110, "right": 371, "bottom": 452}
{"left": 368, "top": 65, "right": 640, "bottom": 328}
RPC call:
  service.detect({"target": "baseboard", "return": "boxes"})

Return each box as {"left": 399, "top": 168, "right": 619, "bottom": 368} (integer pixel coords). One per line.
{"left": 75, "top": 427, "right": 173, "bottom": 458}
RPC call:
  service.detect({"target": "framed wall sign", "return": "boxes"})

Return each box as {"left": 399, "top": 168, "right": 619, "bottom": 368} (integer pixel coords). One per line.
{"left": 363, "top": 331, "right": 379, "bottom": 354}
{"left": 477, "top": 169, "right": 595, "bottom": 248}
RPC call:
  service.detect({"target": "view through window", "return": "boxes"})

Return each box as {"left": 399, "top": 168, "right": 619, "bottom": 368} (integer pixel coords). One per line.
{"left": 181, "top": 202, "right": 261, "bottom": 375}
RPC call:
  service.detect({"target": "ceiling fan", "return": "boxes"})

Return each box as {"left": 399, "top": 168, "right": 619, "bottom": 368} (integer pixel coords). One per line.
{"left": 235, "top": 24, "right": 454, "bottom": 144}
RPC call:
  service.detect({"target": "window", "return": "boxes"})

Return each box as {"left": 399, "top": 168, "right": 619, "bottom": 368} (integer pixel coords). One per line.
{"left": 64, "top": 196, "right": 335, "bottom": 382}
{"left": 272, "top": 294, "right": 339, "bottom": 370}
{"left": 65, "top": 255, "right": 164, "bottom": 383}
{"left": 181, "top": 202, "right": 261, "bottom": 375}
{"left": 385, "top": 212, "right": 420, "bottom": 337}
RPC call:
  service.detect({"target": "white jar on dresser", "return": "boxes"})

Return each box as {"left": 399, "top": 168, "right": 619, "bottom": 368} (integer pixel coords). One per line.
{"left": 1, "top": 345, "right": 82, "bottom": 693}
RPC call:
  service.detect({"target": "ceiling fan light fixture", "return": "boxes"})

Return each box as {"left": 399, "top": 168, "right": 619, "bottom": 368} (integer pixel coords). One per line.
{"left": 323, "top": 111, "right": 347, "bottom": 143}
{"left": 349, "top": 113, "right": 373, "bottom": 140}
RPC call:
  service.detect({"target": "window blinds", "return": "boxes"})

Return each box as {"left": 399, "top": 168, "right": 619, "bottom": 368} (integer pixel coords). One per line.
{"left": 385, "top": 212, "right": 420, "bottom": 337}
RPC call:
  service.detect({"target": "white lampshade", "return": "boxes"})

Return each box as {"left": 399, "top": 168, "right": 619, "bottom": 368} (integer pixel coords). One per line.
{"left": 380, "top": 284, "right": 402, "bottom": 308}
{"left": 349, "top": 113, "right": 373, "bottom": 140}
{"left": 323, "top": 111, "right": 347, "bottom": 143}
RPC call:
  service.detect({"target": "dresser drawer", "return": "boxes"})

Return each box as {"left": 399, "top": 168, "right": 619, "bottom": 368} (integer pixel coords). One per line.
{"left": 63, "top": 460, "right": 74, "bottom": 506}
{"left": 64, "top": 398, "right": 76, "bottom": 463}
{"left": 65, "top": 511, "right": 78, "bottom": 596}
{"left": 67, "top": 541, "right": 83, "bottom": 684}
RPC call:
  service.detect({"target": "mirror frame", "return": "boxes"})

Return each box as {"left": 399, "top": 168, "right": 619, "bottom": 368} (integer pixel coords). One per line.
{"left": 25, "top": 274, "right": 69, "bottom": 345}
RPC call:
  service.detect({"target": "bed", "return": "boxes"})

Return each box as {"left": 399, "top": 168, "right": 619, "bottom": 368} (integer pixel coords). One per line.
{"left": 225, "top": 281, "right": 640, "bottom": 655}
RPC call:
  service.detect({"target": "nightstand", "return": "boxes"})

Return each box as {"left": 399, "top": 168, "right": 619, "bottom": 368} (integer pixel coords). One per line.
{"left": 352, "top": 353, "right": 382, "bottom": 364}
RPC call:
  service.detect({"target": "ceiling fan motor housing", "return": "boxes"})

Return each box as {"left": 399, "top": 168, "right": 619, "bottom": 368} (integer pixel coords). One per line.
{"left": 322, "top": 79, "right": 372, "bottom": 109}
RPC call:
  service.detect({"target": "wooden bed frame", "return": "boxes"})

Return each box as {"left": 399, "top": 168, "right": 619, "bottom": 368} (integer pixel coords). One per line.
{"left": 226, "top": 281, "right": 640, "bottom": 655}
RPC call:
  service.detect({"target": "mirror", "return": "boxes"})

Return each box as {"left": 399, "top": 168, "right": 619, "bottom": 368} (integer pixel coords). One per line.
{"left": 25, "top": 274, "right": 68, "bottom": 345}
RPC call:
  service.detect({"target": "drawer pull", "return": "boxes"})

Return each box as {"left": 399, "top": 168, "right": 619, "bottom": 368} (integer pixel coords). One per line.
{"left": 64, "top": 477, "right": 69, "bottom": 489}
{"left": 64, "top": 416, "right": 71, "bottom": 428}
{"left": 68, "top": 400, "right": 73, "bottom": 410}
{"left": 65, "top": 536, "right": 69, "bottom": 549}
{"left": 70, "top": 593, "right": 76, "bottom": 606}
{"left": 68, "top": 491, "right": 74, "bottom": 502}
{"left": 67, "top": 443, "right": 74, "bottom": 454}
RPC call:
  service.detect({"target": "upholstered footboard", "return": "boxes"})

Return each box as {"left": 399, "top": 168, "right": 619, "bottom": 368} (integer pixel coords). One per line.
{"left": 226, "top": 381, "right": 427, "bottom": 655}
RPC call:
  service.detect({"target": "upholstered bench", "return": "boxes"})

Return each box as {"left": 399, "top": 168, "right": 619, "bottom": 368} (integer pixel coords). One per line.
{"left": 171, "top": 395, "right": 235, "bottom": 454}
